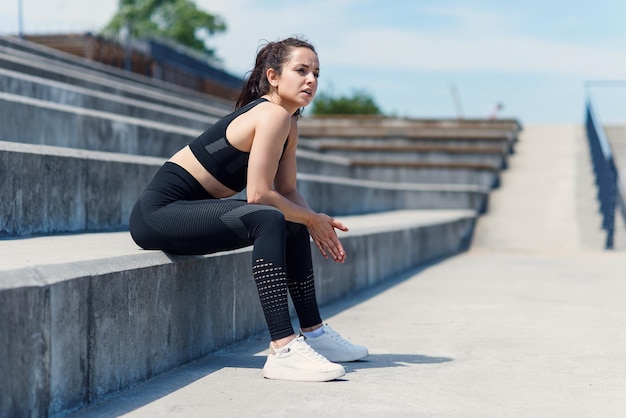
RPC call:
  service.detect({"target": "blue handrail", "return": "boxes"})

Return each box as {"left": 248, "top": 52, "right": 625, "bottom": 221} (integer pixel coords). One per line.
{"left": 584, "top": 98, "right": 618, "bottom": 249}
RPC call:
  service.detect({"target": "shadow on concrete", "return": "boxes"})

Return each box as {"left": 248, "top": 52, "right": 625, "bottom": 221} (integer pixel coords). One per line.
{"left": 67, "top": 255, "right": 456, "bottom": 417}
{"left": 344, "top": 354, "right": 453, "bottom": 371}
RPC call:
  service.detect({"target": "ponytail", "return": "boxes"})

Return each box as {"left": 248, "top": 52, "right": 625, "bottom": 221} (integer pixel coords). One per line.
{"left": 235, "top": 37, "right": 316, "bottom": 116}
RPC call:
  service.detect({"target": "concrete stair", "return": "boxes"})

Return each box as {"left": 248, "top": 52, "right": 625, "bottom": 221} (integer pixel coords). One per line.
{"left": 0, "top": 35, "right": 520, "bottom": 417}
{"left": 61, "top": 125, "right": 626, "bottom": 418}
{"left": 0, "top": 36, "right": 233, "bottom": 113}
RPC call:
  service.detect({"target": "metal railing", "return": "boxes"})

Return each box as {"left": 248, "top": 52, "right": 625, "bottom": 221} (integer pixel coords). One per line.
{"left": 584, "top": 98, "right": 619, "bottom": 249}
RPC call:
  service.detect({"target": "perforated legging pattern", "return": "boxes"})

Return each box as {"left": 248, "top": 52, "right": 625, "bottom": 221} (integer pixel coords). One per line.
{"left": 252, "top": 258, "right": 291, "bottom": 339}
{"left": 129, "top": 163, "right": 322, "bottom": 340}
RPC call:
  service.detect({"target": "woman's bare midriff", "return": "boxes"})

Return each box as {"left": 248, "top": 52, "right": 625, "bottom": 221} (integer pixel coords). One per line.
{"left": 168, "top": 146, "right": 239, "bottom": 199}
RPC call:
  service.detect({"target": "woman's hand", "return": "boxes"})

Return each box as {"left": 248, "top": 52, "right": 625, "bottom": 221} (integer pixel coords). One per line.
{"left": 306, "top": 213, "right": 349, "bottom": 263}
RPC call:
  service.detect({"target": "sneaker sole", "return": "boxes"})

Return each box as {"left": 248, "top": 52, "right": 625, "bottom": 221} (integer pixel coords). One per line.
{"left": 262, "top": 365, "right": 345, "bottom": 382}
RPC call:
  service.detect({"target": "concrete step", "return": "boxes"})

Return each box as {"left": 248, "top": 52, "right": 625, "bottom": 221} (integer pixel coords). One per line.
{"left": 0, "top": 92, "right": 197, "bottom": 158}
{"left": 0, "top": 36, "right": 234, "bottom": 113}
{"left": 0, "top": 90, "right": 505, "bottom": 192}
{"left": 0, "top": 67, "right": 216, "bottom": 131}
{"left": 349, "top": 163, "right": 500, "bottom": 189}
{"left": 299, "top": 131, "right": 518, "bottom": 155}
{"left": 297, "top": 116, "right": 521, "bottom": 156}
{"left": 0, "top": 33, "right": 518, "bottom": 418}
{"left": 0, "top": 141, "right": 489, "bottom": 237}
{"left": 0, "top": 47, "right": 229, "bottom": 117}
{"left": 38, "top": 124, "right": 626, "bottom": 418}
{"left": 299, "top": 141, "right": 508, "bottom": 169}
{"left": 295, "top": 149, "right": 501, "bottom": 190}
{"left": 0, "top": 209, "right": 477, "bottom": 418}
{"left": 0, "top": 141, "right": 162, "bottom": 236}
{"left": 298, "top": 115, "right": 522, "bottom": 138}
{"left": 300, "top": 135, "right": 514, "bottom": 154}
{"left": 64, "top": 249, "right": 626, "bottom": 418}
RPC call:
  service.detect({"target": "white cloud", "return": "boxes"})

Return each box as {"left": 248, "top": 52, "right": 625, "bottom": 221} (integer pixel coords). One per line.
{"left": 1, "top": 0, "right": 622, "bottom": 122}
{"left": 201, "top": 1, "right": 626, "bottom": 80}
{"left": 321, "top": 28, "right": 626, "bottom": 79}
{"left": 5, "top": 0, "right": 622, "bottom": 80}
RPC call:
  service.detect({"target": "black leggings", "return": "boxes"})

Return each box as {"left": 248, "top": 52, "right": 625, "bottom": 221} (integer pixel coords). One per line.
{"left": 129, "top": 163, "right": 322, "bottom": 340}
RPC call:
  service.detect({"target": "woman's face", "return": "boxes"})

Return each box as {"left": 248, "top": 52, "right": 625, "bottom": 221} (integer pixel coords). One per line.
{"left": 274, "top": 47, "right": 320, "bottom": 109}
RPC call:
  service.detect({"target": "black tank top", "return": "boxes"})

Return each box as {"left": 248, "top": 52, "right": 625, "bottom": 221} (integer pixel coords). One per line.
{"left": 188, "top": 98, "right": 270, "bottom": 192}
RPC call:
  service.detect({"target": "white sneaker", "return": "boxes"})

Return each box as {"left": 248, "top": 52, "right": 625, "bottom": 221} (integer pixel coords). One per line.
{"left": 262, "top": 336, "right": 345, "bottom": 382}
{"left": 304, "top": 324, "right": 369, "bottom": 362}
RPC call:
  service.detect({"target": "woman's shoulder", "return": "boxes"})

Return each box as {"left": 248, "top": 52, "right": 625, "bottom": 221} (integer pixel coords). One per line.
{"left": 248, "top": 100, "right": 294, "bottom": 131}
{"left": 253, "top": 99, "right": 292, "bottom": 118}
{"left": 228, "top": 100, "right": 294, "bottom": 141}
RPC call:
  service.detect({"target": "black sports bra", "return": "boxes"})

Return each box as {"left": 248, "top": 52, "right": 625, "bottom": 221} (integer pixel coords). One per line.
{"left": 188, "top": 98, "right": 269, "bottom": 192}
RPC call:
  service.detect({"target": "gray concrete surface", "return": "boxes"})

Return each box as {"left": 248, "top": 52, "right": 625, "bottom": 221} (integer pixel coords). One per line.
{"left": 350, "top": 164, "right": 499, "bottom": 189}
{"left": 65, "top": 124, "right": 626, "bottom": 417}
{"left": 0, "top": 141, "right": 488, "bottom": 236}
{"left": 0, "top": 92, "right": 198, "bottom": 158}
{"left": 0, "top": 36, "right": 233, "bottom": 111}
{"left": 300, "top": 136, "right": 513, "bottom": 154}
{"left": 300, "top": 146, "right": 507, "bottom": 169}
{"left": 472, "top": 124, "right": 625, "bottom": 251}
{"left": 0, "top": 210, "right": 475, "bottom": 417}
{"left": 0, "top": 210, "right": 474, "bottom": 272}
{"left": 0, "top": 67, "right": 217, "bottom": 131}
{"left": 66, "top": 250, "right": 626, "bottom": 418}
{"left": 0, "top": 141, "right": 163, "bottom": 236}
{"left": 0, "top": 47, "right": 229, "bottom": 116}
{"left": 297, "top": 116, "right": 521, "bottom": 145}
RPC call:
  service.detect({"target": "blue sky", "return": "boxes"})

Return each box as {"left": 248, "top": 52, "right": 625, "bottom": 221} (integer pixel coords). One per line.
{"left": 1, "top": 0, "right": 624, "bottom": 124}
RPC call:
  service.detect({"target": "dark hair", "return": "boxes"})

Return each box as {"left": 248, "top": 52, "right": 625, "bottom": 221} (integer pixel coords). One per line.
{"left": 235, "top": 37, "right": 317, "bottom": 116}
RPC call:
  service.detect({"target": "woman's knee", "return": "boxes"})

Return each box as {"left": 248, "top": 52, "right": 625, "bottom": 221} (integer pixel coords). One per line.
{"left": 254, "top": 205, "right": 285, "bottom": 224}
{"left": 243, "top": 205, "right": 286, "bottom": 240}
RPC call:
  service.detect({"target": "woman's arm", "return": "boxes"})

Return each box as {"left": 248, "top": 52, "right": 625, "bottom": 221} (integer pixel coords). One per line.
{"left": 246, "top": 106, "right": 348, "bottom": 262}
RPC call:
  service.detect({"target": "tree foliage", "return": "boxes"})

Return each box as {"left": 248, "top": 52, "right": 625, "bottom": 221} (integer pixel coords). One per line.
{"left": 311, "top": 89, "right": 382, "bottom": 116}
{"left": 103, "top": 0, "right": 226, "bottom": 58}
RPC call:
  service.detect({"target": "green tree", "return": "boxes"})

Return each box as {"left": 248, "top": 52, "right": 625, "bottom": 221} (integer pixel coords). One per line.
{"left": 311, "top": 89, "right": 382, "bottom": 115}
{"left": 103, "top": 0, "right": 226, "bottom": 58}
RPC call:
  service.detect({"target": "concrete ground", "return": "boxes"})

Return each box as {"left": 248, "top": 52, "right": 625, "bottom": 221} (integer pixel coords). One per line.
{"left": 68, "top": 124, "right": 626, "bottom": 418}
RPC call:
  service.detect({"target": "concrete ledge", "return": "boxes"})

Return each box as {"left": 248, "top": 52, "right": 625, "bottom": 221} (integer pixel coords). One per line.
{"left": 297, "top": 173, "right": 489, "bottom": 215}
{"left": 299, "top": 142, "right": 508, "bottom": 169}
{"left": 0, "top": 141, "right": 162, "bottom": 236}
{"left": 0, "top": 141, "right": 489, "bottom": 236}
{"left": 0, "top": 209, "right": 476, "bottom": 417}
{"left": 0, "top": 92, "right": 197, "bottom": 157}
{"left": 300, "top": 135, "right": 514, "bottom": 154}
{"left": 0, "top": 95, "right": 502, "bottom": 192}
{"left": 0, "top": 35, "right": 234, "bottom": 111}
{"left": 0, "top": 67, "right": 216, "bottom": 131}
{"left": 297, "top": 118, "right": 520, "bottom": 154}
{"left": 298, "top": 114, "right": 522, "bottom": 133}
{"left": 295, "top": 149, "right": 500, "bottom": 189}
{"left": 0, "top": 48, "right": 229, "bottom": 117}
{"left": 350, "top": 162, "right": 500, "bottom": 189}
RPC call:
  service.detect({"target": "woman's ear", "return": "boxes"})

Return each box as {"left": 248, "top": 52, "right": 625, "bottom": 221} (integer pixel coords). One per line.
{"left": 266, "top": 68, "right": 279, "bottom": 88}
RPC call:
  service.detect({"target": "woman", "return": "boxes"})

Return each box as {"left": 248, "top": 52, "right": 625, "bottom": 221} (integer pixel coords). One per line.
{"left": 129, "top": 37, "right": 368, "bottom": 382}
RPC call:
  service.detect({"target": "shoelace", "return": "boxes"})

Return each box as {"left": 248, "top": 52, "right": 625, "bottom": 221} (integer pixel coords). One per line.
{"left": 325, "top": 328, "right": 354, "bottom": 347}
{"left": 292, "top": 338, "right": 329, "bottom": 363}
